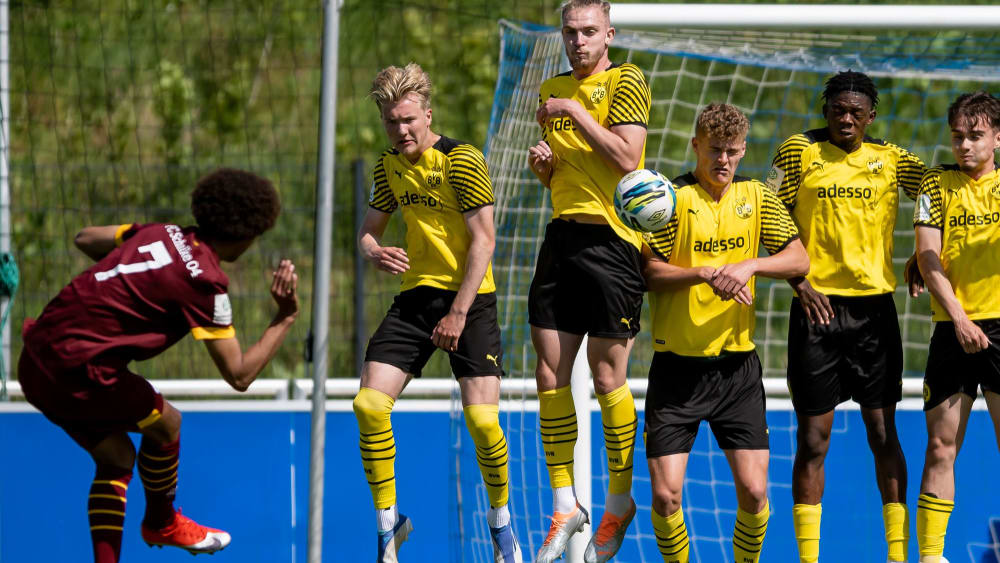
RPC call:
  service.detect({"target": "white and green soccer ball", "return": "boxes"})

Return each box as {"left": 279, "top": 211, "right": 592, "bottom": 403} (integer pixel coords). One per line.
{"left": 614, "top": 168, "right": 677, "bottom": 232}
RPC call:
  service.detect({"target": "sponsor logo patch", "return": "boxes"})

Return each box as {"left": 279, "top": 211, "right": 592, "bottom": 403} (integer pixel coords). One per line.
{"left": 765, "top": 165, "right": 784, "bottom": 193}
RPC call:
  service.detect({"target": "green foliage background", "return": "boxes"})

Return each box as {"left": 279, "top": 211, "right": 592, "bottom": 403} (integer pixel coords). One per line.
{"left": 6, "top": 0, "right": 998, "bottom": 385}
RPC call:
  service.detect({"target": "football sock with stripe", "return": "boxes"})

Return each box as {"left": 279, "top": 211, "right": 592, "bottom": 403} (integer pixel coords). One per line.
{"left": 883, "top": 502, "right": 909, "bottom": 562}
{"left": 539, "top": 385, "right": 577, "bottom": 494}
{"left": 353, "top": 387, "right": 397, "bottom": 511}
{"left": 138, "top": 436, "right": 179, "bottom": 529}
{"left": 464, "top": 403, "right": 510, "bottom": 509}
{"left": 652, "top": 507, "right": 690, "bottom": 563}
{"left": 733, "top": 502, "right": 769, "bottom": 563}
{"left": 89, "top": 464, "right": 132, "bottom": 563}
{"left": 917, "top": 493, "right": 954, "bottom": 559}
{"left": 792, "top": 503, "right": 822, "bottom": 563}
{"left": 597, "top": 383, "right": 637, "bottom": 516}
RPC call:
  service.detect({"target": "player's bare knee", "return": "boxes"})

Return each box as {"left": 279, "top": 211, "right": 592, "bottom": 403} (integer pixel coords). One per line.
{"left": 651, "top": 479, "right": 683, "bottom": 516}
{"left": 90, "top": 434, "right": 137, "bottom": 469}
{"left": 925, "top": 436, "right": 958, "bottom": 465}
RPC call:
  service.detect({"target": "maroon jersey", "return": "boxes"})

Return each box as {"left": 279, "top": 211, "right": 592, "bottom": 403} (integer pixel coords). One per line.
{"left": 23, "top": 223, "right": 236, "bottom": 381}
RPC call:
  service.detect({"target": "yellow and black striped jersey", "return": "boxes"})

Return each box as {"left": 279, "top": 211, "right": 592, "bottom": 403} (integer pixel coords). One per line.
{"left": 539, "top": 62, "right": 651, "bottom": 249}
{"left": 646, "top": 174, "right": 799, "bottom": 357}
{"left": 913, "top": 163, "right": 1000, "bottom": 321}
{"left": 766, "top": 128, "right": 925, "bottom": 296}
{"left": 369, "top": 135, "right": 496, "bottom": 294}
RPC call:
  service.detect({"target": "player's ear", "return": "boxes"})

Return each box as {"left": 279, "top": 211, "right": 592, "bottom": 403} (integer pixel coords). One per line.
{"left": 606, "top": 25, "right": 615, "bottom": 46}
{"left": 426, "top": 107, "right": 432, "bottom": 124}
{"left": 690, "top": 136, "right": 699, "bottom": 151}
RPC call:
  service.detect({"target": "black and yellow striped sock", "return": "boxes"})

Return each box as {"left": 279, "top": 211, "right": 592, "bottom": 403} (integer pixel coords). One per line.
{"left": 464, "top": 403, "right": 510, "bottom": 508}
{"left": 733, "top": 502, "right": 769, "bottom": 563}
{"left": 652, "top": 507, "right": 690, "bottom": 562}
{"left": 792, "top": 503, "right": 821, "bottom": 562}
{"left": 597, "top": 383, "right": 637, "bottom": 499}
{"left": 353, "top": 387, "right": 397, "bottom": 509}
{"left": 137, "top": 437, "right": 179, "bottom": 529}
{"left": 883, "top": 502, "right": 909, "bottom": 562}
{"left": 917, "top": 493, "right": 954, "bottom": 559}
{"left": 539, "top": 386, "right": 577, "bottom": 489}
{"left": 89, "top": 464, "right": 132, "bottom": 563}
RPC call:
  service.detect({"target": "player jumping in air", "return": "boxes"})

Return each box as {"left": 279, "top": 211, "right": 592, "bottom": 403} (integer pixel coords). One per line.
{"left": 353, "top": 62, "right": 521, "bottom": 563}
{"left": 913, "top": 91, "right": 1000, "bottom": 563}
{"left": 766, "top": 70, "right": 926, "bottom": 563}
{"left": 643, "top": 103, "right": 809, "bottom": 563}
{"left": 526, "top": 1, "right": 650, "bottom": 560}
{"left": 18, "top": 169, "right": 299, "bottom": 563}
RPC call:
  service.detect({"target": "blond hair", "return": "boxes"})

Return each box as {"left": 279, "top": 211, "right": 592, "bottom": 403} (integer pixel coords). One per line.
{"left": 370, "top": 63, "right": 432, "bottom": 110}
{"left": 695, "top": 103, "right": 750, "bottom": 141}
{"left": 561, "top": 0, "right": 611, "bottom": 24}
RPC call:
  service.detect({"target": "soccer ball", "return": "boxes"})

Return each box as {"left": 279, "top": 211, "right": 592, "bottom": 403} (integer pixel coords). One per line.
{"left": 613, "top": 168, "right": 676, "bottom": 232}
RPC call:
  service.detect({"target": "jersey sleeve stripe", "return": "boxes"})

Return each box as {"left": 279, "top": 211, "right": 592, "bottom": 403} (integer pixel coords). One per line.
{"left": 113, "top": 224, "right": 134, "bottom": 247}
{"left": 449, "top": 145, "right": 496, "bottom": 212}
{"left": 369, "top": 155, "right": 398, "bottom": 213}
{"left": 191, "top": 326, "right": 236, "bottom": 341}
{"left": 760, "top": 187, "right": 800, "bottom": 255}
{"left": 896, "top": 148, "right": 927, "bottom": 201}
{"left": 646, "top": 213, "right": 678, "bottom": 261}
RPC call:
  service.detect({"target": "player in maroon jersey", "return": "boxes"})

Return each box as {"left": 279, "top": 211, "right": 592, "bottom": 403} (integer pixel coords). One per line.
{"left": 17, "top": 169, "right": 299, "bottom": 562}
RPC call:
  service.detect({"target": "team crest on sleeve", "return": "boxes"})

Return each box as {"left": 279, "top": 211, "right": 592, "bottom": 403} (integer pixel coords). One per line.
{"left": 991, "top": 182, "right": 1000, "bottom": 199}
{"left": 867, "top": 158, "right": 884, "bottom": 174}
{"left": 734, "top": 196, "right": 754, "bottom": 219}
{"left": 213, "top": 293, "right": 233, "bottom": 325}
{"left": 765, "top": 166, "right": 784, "bottom": 193}
{"left": 915, "top": 193, "right": 932, "bottom": 222}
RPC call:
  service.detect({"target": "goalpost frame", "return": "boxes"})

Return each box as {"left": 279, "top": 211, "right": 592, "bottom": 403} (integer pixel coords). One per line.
{"left": 609, "top": 3, "right": 1000, "bottom": 29}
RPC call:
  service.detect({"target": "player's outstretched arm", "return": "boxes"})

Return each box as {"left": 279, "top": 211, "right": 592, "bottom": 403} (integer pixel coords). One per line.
{"left": 203, "top": 259, "right": 300, "bottom": 391}
{"left": 358, "top": 207, "right": 409, "bottom": 275}
{"left": 74, "top": 225, "right": 125, "bottom": 261}
{"left": 916, "top": 226, "right": 989, "bottom": 353}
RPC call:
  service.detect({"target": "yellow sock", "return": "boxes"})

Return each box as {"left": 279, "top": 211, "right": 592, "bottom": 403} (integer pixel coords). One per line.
{"left": 917, "top": 493, "right": 954, "bottom": 558}
{"left": 792, "top": 503, "right": 821, "bottom": 563}
{"left": 539, "top": 386, "right": 577, "bottom": 489}
{"left": 596, "top": 383, "right": 637, "bottom": 496}
{"left": 652, "top": 507, "right": 690, "bottom": 562}
{"left": 353, "top": 388, "right": 396, "bottom": 509}
{"left": 734, "top": 501, "right": 769, "bottom": 563}
{"left": 464, "top": 403, "right": 509, "bottom": 508}
{"left": 883, "top": 502, "right": 909, "bottom": 562}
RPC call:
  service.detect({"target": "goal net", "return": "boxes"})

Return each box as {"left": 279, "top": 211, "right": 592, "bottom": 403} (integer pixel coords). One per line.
{"left": 451, "top": 19, "right": 1000, "bottom": 562}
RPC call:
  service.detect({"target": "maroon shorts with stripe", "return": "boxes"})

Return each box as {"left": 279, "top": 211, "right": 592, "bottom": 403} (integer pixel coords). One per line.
{"left": 17, "top": 346, "right": 164, "bottom": 451}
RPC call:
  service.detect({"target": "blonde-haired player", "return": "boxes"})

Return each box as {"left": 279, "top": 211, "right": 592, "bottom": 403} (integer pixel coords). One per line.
{"left": 643, "top": 103, "right": 808, "bottom": 563}
{"left": 354, "top": 62, "right": 521, "bottom": 563}
{"left": 527, "top": 1, "right": 651, "bottom": 561}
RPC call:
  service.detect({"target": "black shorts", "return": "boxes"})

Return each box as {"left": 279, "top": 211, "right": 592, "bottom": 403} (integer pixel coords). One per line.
{"left": 923, "top": 318, "right": 1000, "bottom": 410}
{"left": 364, "top": 286, "right": 504, "bottom": 378}
{"left": 645, "top": 351, "right": 768, "bottom": 457}
{"left": 787, "top": 293, "right": 903, "bottom": 415}
{"left": 528, "top": 219, "right": 644, "bottom": 338}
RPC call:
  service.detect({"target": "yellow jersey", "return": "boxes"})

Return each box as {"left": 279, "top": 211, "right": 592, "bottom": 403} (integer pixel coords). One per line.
{"left": 646, "top": 174, "right": 799, "bottom": 357}
{"left": 913, "top": 164, "right": 1000, "bottom": 321}
{"left": 539, "top": 62, "right": 651, "bottom": 249}
{"left": 369, "top": 135, "right": 496, "bottom": 294}
{"left": 766, "top": 128, "right": 925, "bottom": 296}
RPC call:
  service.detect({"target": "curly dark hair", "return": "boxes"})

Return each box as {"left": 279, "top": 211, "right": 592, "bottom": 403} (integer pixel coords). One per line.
{"left": 191, "top": 168, "right": 280, "bottom": 241}
{"left": 823, "top": 70, "right": 879, "bottom": 108}
{"left": 948, "top": 91, "right": 1000, "bottom": 130}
